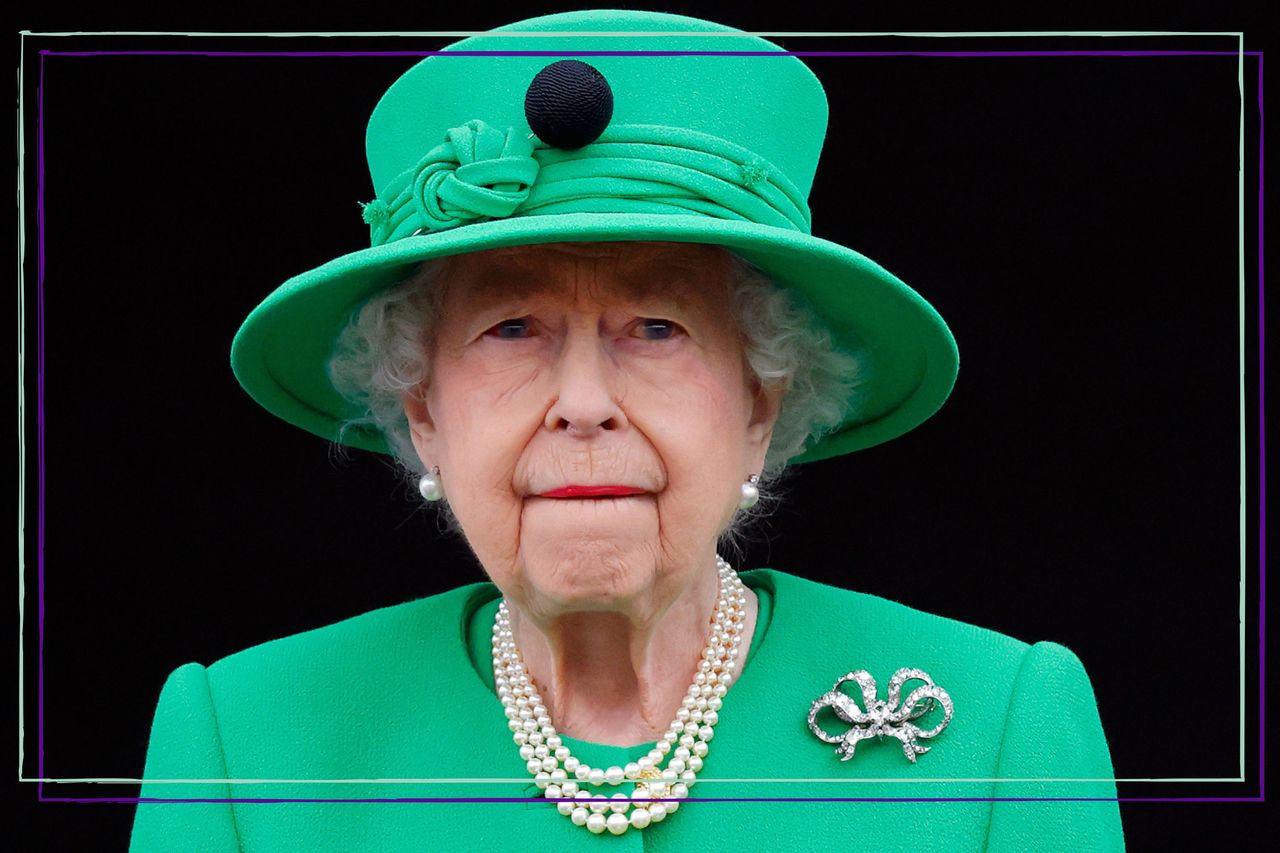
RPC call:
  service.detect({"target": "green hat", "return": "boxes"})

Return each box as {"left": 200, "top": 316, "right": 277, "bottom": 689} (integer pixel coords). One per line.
{"left": 230, "top": 9, "right": 958, "bottom": 464}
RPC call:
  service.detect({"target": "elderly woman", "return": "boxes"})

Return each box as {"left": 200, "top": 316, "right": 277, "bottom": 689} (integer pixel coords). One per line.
{"left": 131, "top": 9, "right": 1123, "bottom": 851}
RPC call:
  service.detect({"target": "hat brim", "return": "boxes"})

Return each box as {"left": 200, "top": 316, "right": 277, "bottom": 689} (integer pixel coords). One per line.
{"left": 231, "top": 213, "right": 957, "bottom": 464}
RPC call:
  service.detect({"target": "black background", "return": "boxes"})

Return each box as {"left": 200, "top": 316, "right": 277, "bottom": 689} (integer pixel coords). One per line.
{"left": 18, "top": 0, "right": 1270, "bottom": 848}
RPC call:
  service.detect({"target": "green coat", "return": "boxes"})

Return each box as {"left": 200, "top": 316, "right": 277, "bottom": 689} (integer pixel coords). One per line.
{"left": 130, "top": 569, "right": 1124, "bottom": 850}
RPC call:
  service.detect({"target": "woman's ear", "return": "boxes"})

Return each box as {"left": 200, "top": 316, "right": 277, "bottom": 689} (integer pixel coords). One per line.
{"left": 402, "top": 383, "right": 438, "bottom": 465}
{"left": 745, "top": 376, "right": 785, "bottom": 473}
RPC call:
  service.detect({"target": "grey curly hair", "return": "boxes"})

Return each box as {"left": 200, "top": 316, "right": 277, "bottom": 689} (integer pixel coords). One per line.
{"left": 326, "top": 242, "right": 868, "bottom": 549}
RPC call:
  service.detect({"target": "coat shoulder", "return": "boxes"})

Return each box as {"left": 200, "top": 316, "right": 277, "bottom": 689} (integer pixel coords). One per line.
{"left": 202, "top": 581, "right": 498, "bottom": 688}
{"left": 749, "top": 567, "right": 1038, "bottom": 673}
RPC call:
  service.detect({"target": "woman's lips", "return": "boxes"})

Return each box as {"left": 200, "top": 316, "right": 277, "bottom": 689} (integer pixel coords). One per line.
{"left": 537, "top": 485, "right": 648, "bottom": 498}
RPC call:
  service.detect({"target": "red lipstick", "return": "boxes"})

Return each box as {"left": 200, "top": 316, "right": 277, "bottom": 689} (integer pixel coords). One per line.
{"left": 538, "top": 485, "right": 648, "bottom": 498}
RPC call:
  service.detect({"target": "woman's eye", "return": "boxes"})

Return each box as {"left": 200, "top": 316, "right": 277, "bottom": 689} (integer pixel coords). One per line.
{"left": 633, "top": 319, "right": 681, "bottom": 340}
{"left": 484, "top": 318, "right": 534, "bottom": 339}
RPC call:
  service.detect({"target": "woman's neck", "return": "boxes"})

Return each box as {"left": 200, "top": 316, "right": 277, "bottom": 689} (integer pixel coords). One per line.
{"left": 505, "top": 567, "right": 759, "bottom": 747}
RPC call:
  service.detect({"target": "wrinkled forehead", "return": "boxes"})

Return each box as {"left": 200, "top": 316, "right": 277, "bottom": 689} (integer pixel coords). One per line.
{"left": 440, "top": 241, "right": 731, "bottom": 307}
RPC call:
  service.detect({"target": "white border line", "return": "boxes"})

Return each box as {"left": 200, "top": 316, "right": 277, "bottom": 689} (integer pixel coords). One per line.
{"left": 30, "top": 776, "right": 1250, "bottom": 785}
{"left": 1236, "top": 32, "right": 1248, "bottom": 784}
{"left": 16, "top": 34, "right": 28, "bottom": 781}
{"left": 16, "top": 29, "right": 1254, "bottom": 789}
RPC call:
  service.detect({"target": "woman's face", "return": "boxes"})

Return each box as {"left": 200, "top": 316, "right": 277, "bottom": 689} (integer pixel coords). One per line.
{"left": 403, "top": 241, "right": 781, "bottom": 620}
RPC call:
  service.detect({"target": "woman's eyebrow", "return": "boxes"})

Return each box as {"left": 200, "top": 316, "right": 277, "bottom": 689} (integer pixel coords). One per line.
{"left": 460, "top": 259, "right": 697, "bottom": 307}
{"left": 460, "top": 266, "right": 555, "bottom": 304}
{"left": 615, "top": 261, "right": 700, "bottom": 304}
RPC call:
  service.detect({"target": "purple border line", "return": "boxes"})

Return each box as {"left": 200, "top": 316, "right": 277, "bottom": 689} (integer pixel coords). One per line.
{"left": 1257, "top": 51, "right": 1266, "bottom": 801}
{"left": 31, "top": 47, "right": 1265, "bottom": 806}
{"left": 42, "top": 795, "right": 1262, "bottom": 805}
{"left": 37, "top": 48, "right": 1263, "bottom": 59}
{"left": 36, "top": 51, "right": 47, "bottom": 804}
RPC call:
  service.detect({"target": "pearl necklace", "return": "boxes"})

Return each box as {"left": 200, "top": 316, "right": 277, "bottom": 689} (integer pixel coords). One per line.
{"left": 492, "top": 556, "right": 747, "bottom": 835}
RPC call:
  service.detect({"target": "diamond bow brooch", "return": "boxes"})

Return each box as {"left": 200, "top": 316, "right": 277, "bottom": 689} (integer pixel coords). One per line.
{"left": 807, "top": 668, "right": 954, "bottom": 763}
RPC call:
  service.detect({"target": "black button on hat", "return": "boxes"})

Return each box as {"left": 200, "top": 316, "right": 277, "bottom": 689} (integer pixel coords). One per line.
{"left": 524, "top": 60, "right": 614, "bottom": 150}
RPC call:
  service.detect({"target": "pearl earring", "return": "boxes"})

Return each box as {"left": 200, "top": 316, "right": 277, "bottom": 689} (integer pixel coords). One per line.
{"left": 739, "top": 473, "right": 761, "bottom": 509}
{"left": 418, "top": 466, "right": 443, "bottom": 502}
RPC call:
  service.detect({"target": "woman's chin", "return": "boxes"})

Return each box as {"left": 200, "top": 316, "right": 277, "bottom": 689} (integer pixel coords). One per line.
{"left": 517, "top": 530, "right": 661, "bottom": 608}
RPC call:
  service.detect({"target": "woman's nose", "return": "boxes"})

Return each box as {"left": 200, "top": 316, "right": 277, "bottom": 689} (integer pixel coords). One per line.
{"left": 544, "top": 330, "right": 628, "bottom": 436}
